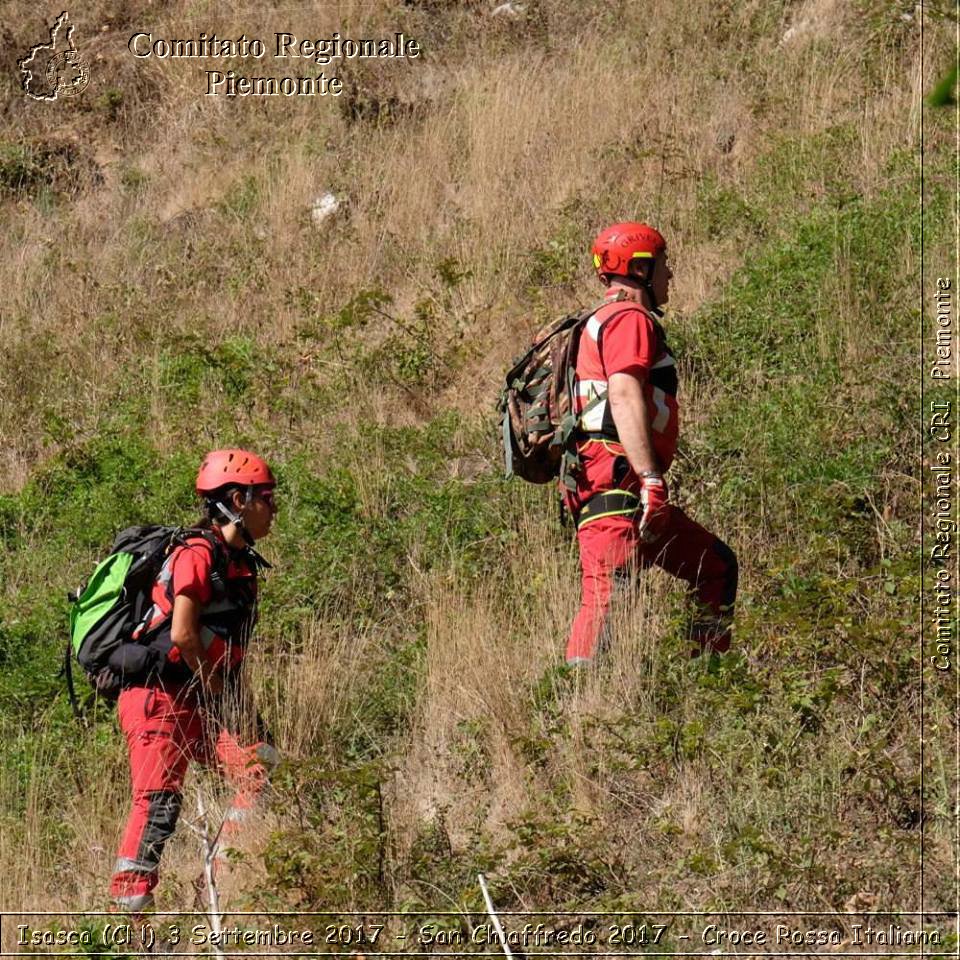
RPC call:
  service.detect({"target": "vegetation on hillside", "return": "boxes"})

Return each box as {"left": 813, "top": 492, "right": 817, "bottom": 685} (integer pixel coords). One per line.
{"left": 0, "top": 0, "right": 953, "bottom": 951}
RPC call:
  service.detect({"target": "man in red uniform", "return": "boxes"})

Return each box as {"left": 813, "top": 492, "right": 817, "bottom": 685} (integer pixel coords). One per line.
{"left": 564, "top": 222, "right": 737, "bottom": 664}
{"left": 110, "top": 449, "right": 278, "bottom": 912}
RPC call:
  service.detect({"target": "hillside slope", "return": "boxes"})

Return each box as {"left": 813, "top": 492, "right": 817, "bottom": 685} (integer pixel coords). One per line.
{"left": 0, "top": 0, "right": 954, "bottom": 943}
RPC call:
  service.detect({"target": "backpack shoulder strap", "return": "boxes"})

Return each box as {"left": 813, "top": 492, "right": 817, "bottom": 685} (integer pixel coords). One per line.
{"left": 63, "top": 638, "right": 83, "bottom": 722}
{"left": 554, "top": 301, "right": 631, "bottom": 477}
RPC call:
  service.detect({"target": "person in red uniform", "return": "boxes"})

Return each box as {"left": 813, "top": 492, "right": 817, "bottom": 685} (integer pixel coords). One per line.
{"left": 110, "top": 449, "right": 279, "bottom": 912}
{"left": 564, "top": 222, "right": 737, "bottom": 664}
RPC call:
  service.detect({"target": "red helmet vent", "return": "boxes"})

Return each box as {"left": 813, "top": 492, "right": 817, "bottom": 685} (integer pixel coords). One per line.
{"left": 196, "top": 448, "right": 275, "bottom": 494}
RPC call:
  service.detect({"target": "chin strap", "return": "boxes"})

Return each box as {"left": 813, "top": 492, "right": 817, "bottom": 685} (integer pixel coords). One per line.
{"left": 637, "top": 268, "right": 663, "bottom": 317}
{"left": 645, "top": 297, "right": 664, "bottom": 319}
{"left": 214, "top": 498, "right": 253, "bottom": 544}
{"left": 611, "top": 274, "right": 664, "bottom": 317}
{"left": 213, "top": 495, "right": 273, "bottom": 570}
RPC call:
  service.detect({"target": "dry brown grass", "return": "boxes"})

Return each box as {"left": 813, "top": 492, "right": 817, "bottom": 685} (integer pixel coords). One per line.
{"left": 0, "top": 0, "right": 935, "bottom": 467}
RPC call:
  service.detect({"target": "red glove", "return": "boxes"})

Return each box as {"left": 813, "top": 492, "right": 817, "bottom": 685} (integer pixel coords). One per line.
{"left": 638, "top": 472, "right": 669, "bottom": 543}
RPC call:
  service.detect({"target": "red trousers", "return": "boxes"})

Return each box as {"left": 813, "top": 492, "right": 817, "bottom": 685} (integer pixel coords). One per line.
{"left": 566, "top": 507, "right": 738, "bottom": 663}
{"left": 110, "top": 686, "right": 267, "bottom": 911}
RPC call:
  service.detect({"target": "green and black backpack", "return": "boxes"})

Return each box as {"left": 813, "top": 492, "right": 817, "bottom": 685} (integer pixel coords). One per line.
{"left": 66, "top": 525, "right": 226, "bottom": 712}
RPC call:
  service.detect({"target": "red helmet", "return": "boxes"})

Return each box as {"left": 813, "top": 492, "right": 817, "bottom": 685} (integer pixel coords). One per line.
{"left": 591, "top": 222, "right": 666, "bottom": 281}
{"left": 196, "top": 448, "right": 275, "bottom": 495}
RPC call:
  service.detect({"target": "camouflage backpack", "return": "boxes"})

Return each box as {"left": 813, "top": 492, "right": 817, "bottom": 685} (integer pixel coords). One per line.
{"left": 498, "top": 301, "right": 621, "bottom": 490}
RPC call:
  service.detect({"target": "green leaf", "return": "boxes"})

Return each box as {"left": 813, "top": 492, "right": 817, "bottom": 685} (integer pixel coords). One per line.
{"left": 928, "top": 62, "right": 958, "bottom": 107}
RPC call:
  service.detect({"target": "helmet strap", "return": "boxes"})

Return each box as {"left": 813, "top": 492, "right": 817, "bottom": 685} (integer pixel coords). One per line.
{"left": 213, "top": 491, "right": 256, "bottom": 546}
{"left": 628, "top": 261, "right": 664, "bottom": 317}
{"left": 211, "top": 497, "right": 272, "bottom": 570}
{"left": 614, "top": 267, "right": 664, "bottom": 317}
{"left": 642, "top": 279, "right": 664, "bottom": 318}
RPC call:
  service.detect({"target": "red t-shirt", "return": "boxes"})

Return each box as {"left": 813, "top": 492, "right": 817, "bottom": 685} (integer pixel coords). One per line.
{"left": 164, "top": 538, "right": 221, "bottom": 605}
{"left": 573, "top": 294, "right": 680, "bottom": 478}
{"left": 135, "top": 529, "right": 257, "bottom": 680}
{"left": 595, "top": 307, "right": 661, "bottom": 380}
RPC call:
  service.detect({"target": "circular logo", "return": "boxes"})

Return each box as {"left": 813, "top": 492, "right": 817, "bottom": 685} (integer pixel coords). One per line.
{"left": 45, "top": 50, "right": 89, "bottom": 98}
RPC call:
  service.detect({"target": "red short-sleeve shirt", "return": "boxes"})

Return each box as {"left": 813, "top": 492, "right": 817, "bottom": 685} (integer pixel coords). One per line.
{"left": 596, "top": 307, "right": 660, "bottom": 380}
{"left": 165, "top": 539, "right": 218, "bottom": 606}
{"left": 568, "top": 293, "right": 681, "bottom": 504}
{"left": 134, "top": 529, "right": 257, "bottom": 681}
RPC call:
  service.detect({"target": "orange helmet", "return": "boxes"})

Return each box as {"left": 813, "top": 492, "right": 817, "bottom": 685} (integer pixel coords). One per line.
{"left": 196, "top": 448, "right": 275, "bottom": 495}
{"left": 591, "top": 222, "right": 666, "bottom": 281}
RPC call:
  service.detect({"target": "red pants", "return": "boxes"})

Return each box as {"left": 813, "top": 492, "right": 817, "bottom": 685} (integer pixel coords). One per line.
{"left": 110, "top": 686, "right": 267, "bottom": 911}
{"left": 566, "top": 507, "right": 738, "bottom": 663}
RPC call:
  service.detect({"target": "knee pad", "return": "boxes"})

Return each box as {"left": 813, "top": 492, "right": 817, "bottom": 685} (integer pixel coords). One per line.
{"left": 137, "top": 790, "right": 183, "bottom": 866}
{"left": 710, "top": 538, "right": 738, "bottom": 609}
